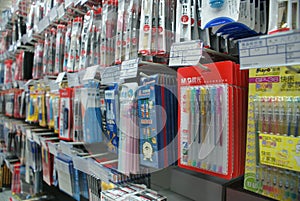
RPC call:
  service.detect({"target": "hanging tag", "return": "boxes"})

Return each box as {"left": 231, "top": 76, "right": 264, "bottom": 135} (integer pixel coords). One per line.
{"left": 67, "top": 72, "right": 80, "bottom": 87}
{"left": 78, "top": 70, "right": 86, "bottom": 84}
{"left": 83, "top": 65, "right": 102, "bottom": 81}
{"left": 55, "top": 72, "right": 66, "bottom": 83}
{"left": 169, "top": 40, "right": 203, "bottom": 66}
{"left": 101, "top": 65, "right": 121, "bottom": 85}
{"left": 120, "top": 58, "right": 140, "bottom": 79}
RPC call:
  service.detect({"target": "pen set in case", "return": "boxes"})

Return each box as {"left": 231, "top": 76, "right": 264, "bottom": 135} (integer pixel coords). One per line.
{"left": 244, "top": 66, "right": 300, "bottom": 201}
{"left": 59, "top": 88, "right": 73, "bottom": 141}
{"left": 137, "top": 74, "right": 178, "bottom": 169}
{"left": 177, "top": 61, "right": 248, "bottom": 179}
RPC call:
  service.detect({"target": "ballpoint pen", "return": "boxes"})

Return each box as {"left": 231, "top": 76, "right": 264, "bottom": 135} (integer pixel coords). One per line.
{"left": 176, "top": 0, "right": 191, "bottom": 42}
{"left": 286, "top": 96, "right": 293, "bottom": 136}
{"left": 293, "top": 97, "right": 299, "bottom": 137}
{"left": 188, "top": 88, "right": 195, "bottom": 166}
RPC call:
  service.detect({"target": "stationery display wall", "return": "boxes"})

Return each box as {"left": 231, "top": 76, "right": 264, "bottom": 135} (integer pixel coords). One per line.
{"left": 0, "top": 0, "right": 299, "bottom": 201}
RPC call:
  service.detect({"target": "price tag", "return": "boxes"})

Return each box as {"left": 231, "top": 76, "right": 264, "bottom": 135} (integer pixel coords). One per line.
{"left": 169, "top": 40, "right": 203, "bottom": 67}
{"left": 49, "top": 8, "right": 58, "bottom": 22}
{"left": 83, "top": 65, "right": 102, "bottom": 81}
{"left": 57, "top": 4, "right": 65, "bottom": 19}
{"left": 49, "top": 80, "right": 59, "bottom": 91}
{"left": 38, "top": 17, "right": 50, "bottom": 34}
{"left": 65, "top": 0, "right": 74, "bottom": 8}
{"left": 48, "top": 142, "right": 58, "bottom": 156}
{"left": 67, "top": 72, "right": 80, "bottom": 87}
{"left": 120, "top": 58, "right": 139, "bottom": 79}
{"left": 55, "top": 72, "right": 66, "bottom": 83}
{"left": 8, "top": 45, "right": 14, "bottom": 52}
{"left": 101, "top": 65, "right": 121, "bottom": 85}
{"left": 73, "top": 156, "right": 90, "bottom": 174}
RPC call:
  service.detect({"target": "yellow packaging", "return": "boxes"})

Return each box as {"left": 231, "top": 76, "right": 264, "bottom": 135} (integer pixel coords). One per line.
{"left": 244, "top": 66, "right": 300, "bottom": 201}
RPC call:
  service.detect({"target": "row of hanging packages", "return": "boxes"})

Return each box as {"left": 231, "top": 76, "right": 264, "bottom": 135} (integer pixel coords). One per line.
{"left": 1, "top": 0, "right": 300, "bottom": 83}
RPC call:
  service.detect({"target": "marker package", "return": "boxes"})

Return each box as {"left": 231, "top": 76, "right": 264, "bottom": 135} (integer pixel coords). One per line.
{"left": 104, "top": 83, "right": 119, "bottom": 153}
{"left": 54, "top": 25, "right": 66, "bottom": 75}
{"left": 79, "top": 11, "right": 94, "bottom": 70}
{"left": 5, "top": 90, "right": 15, "bottom": 117}
{"left": 53, "top": 93, "right": 60, "bottom": 134}
{"left": 73, "top": 88, "right": 83, "bottom": 142}
{"left": 81, "top": 87, "right": 103, "bottom": 144}
{"left": 63, "top": 21, "right": 73, "bottom": 72}
{"left": 178, "top": 61, "right": 248, "bottom": 180}
{"left": 118, "top": 82, "right": 139, "bottom": 174}
{"left": 244, "top": 66, "right": 300, "bottom": 200}
{"left": 59, "top": 88, "right": 73, "bottom": 140}
{"left": 15, "top": 51, "right": 24, "bottom": 81}
{"left": 137, "top": 74, "right": 178, "bottom": 169}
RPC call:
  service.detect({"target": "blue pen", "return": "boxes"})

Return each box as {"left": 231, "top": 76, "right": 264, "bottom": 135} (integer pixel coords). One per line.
{"left": 210, "top": 87, "right": 217, "bottom": 172}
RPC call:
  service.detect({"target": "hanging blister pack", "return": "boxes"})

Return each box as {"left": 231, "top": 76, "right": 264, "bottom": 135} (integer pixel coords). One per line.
{"left": 64, "top": 21, "right": 72, "bottom": 72}
{"left": 151, "top": 0, "right": 159, "bottom": 55}
{"left": 139, "top": 0, "right": 153, "bottom": 55}
{"left": 115, "top": 0, "right": 126, "bottom": 64}
{"left": 67, "top": 17, "right": 83, "bottom": 72}
{"left": 118, "top": 82, "right": 139, "bottom": 174}
{"left": 33, "top": 40, "right": 44, "bottom": 79}
{"left": 43, "top": 31, "right": 50, "bottom": 75}
{"left": 104, "top": 83, "right": 119, "bottom": 153}
{"left": 268, "top": 0, "right": 292, "bottom": 34}
{"left": 101, "top": 3, "right": 109, "bottom": 67}
{"left": 53, "top": 93, "right": 60, "bottom": 134}
{"left": 48, "top": 28, "right": 57, "bottom": 75}
{"left": 59, "top": 88, "right": 73, "bottom": 140}
{"left": 37, "top": 90, "right": 47, "bottom": 127}
{"left": 73, "top": 88, "right": 83, "bottom": 142}
{"left": 54, "top": 25, "right": 66, "bottom": 74}
{"left": 176, "top": 0, "right": 192, "bottom": 42}
{"left": 79, "top": 11, "right": 94, "bottom": 70}
{"left": 90, "top": 8, "right": 102, "bottom": 66}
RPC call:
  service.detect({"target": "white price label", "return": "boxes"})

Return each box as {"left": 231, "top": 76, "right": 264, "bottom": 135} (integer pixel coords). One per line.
{"left": 169, "top": 40, "right": 203, "bottom": 67}
{"left": 49, "top": 80, "right": 59, "bottom": 91}
{"left": 57, "top": 4, "right": 65, "bottom": 19}
{"left": 38, "top": 17, "right": 50, "bottom": 34}
{"left": 83, "top": 65, "right": 102, "bottom": 81}
{"left": 67, "top": 72, "right": 80, "bottom": 87}
{"left": 18, "top": 81, "right": 25, "bottom": 89}
{"left": 55, "top": 72, "right": 66, "bottom": 83}
{"left": 120, "top": 58, "right": 139, "bottom": 79}
{"left": 101, "top": 65, "right": 120, "bottom": 84}
{"left": 49, "top": 8, "right": 58, "bottom": 22}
